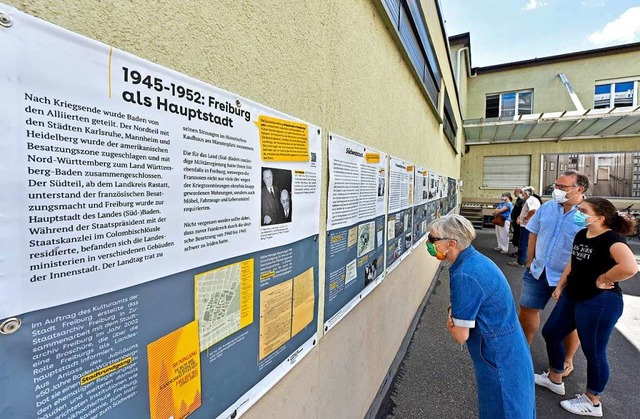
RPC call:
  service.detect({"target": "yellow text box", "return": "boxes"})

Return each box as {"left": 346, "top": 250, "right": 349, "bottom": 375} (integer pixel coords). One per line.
{"left": 256, "top": 115, "right": 309, "bottom": 162}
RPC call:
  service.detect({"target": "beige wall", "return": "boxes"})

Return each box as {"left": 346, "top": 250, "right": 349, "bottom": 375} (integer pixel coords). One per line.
{"left": 6, "top": 1, "right": 459, "bottom": 417}
{"left": 461, "top": 137, "right": 640, "bottom": 203}
{"left": 461, "top": 47, "right": 640, "bottom": 203}
{"left": 465, "top": 50, "right": 640, "bottom": 119}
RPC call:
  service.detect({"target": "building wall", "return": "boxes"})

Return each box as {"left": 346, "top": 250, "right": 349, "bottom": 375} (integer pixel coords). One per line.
{"left": 6, "top": 1, "right": 460, "bottom": 417}
{"left": 465, "top": 50, "right": 640, "bottom": 119}
{"left": 461, "top": 48, "right": 640, "bottom": 203}
{"left": 461, "top": 137, "right": 640, "bottom": 202}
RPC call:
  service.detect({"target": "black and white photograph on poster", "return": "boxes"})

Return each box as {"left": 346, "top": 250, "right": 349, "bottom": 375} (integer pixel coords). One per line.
{"left": 428, "top": 171, "right": 438, "bottom": 201}
{"left": 412, "top": 204, "right": 427, "bottom": 247}
{"left": 426, "top": 201, "right": 438, "bottom": 224}
{"left": 363, "top": 255, "right": 382, "bottom": 286}
{"left": 438, "top": 175, "right": 447, "bottom": 199}
{"left": 395, "top": 212, "right": 404, "bottom": 238}
{"left": 439, "top": 197, "right": 448, "bottom": 217}
{"left": 325, "top": 134, "right": 388, "bottom": 330}
{"left": 378, "top": 171, "right": 386, "bottom": 197}
{"left": 411, "top": 166, "right": 429, "bottom": 248}
{"left": 393, "top": 236, "right": 404, "bottom": 260}
{"left": 446, "top": 177, "right": 458, "bottom": 214}
{"left": 261, "top": 167, "right": 293, "bottom": 226}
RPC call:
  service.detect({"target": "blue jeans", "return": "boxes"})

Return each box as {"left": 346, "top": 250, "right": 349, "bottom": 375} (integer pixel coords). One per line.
{"left": 542, "top": 292, "right": 623, "bottom": 395}
{"left": 517, "top": 227, "right": 530, "bottom": 265}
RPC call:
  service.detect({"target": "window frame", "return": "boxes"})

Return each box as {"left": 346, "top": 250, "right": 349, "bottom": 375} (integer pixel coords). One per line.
{"left": 541, "top": 151, "right": 640, "bottom": 198}
{"left": 485, "top": 90, "right": 533, "bottom": 118}
{"left": 443, "top": 91, "right": 458, "bottom": 151}
{"left": 380, "top": 0, "right": 443, "bottom": 112}
{"left": 594, "top": 77, "right": 639, "bottom": 109}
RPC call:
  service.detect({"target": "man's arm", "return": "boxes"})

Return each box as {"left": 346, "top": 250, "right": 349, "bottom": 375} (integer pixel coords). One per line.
{"left": 552, "top": 260, "right": 572, "bottom": 301}
{"left": 526, "top": 232, "right": 537, "bottom": 268}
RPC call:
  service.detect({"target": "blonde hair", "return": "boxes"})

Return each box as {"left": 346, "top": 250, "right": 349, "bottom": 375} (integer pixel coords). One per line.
{"left": 428, "top": 214, "right": 476, "bottom": 249}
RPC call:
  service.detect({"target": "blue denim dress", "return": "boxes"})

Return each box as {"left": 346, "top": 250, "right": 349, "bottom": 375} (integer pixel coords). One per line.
{"left": 449, "top": 246, "right": 535, "bottom": 418}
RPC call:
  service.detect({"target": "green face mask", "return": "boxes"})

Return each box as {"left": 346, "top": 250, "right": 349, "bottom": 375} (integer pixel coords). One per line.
{"left": 426, "top": 241, "right": 448, "bottom": 260}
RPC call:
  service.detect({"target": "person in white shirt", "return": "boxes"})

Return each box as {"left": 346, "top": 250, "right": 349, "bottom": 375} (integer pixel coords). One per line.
{"left": 509, "top": 186, "right": 541, "bottom": 268}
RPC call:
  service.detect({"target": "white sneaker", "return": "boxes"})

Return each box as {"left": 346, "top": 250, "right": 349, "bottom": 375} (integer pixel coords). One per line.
{"left": 560, "top": 394, "right": 603, "bottom": 417}
{"left": 534, "top": 371, "right": 565, "bottom": 395}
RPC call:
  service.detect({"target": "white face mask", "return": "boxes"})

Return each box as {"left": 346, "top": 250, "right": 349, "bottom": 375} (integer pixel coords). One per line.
{"left": 552, "top": 188, "right": 568, "bottom": 203}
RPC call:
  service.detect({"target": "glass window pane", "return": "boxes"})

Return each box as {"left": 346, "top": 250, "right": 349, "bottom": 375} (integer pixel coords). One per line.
{"left": 501, "top": 92, "right": 516, "bottom": 117}
{"left": 543, "top": 152, "right": 640, "bottom": 197}
{"left": 485, "top": 95, "right": 499, "bottom": 118}
{"left": 614, "top": 81, "right": 634, "bottom": 107}
{"left": 517, "top": 91, "right": 532, "bottom": 115}
{"left": 594, "top": 84, "right": 611, "bottom": 108}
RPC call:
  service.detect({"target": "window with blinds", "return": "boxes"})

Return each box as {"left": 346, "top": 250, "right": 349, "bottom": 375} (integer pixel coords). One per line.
{"left": 594, "top": 80, "right": 637, "bottom": 109}
{"left": 381, "top": 0, "right": 441, "bottom": 110}
{"left": 443, "top": 92, "right": 457, "bottom": 150}
{"left": 482, "top": 155, "right": 531, "bottom": 189}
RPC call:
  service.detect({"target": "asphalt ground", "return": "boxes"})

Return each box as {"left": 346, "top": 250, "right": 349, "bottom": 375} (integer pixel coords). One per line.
{"left": 377, "top": 228, "right": 640, "bottom": 418}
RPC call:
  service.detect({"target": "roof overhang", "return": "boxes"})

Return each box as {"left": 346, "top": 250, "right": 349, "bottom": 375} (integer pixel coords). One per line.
{"left": 464, "top": 107, "right": 640, "bottom": 144}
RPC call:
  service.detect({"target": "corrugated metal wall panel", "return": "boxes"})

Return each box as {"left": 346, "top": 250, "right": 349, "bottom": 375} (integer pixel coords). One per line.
{"left": 482, "top": 155, "right": 531, "bottom": 188}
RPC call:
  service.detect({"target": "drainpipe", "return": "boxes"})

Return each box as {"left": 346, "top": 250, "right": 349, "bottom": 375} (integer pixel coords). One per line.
{"left": 455, "top": 46, "right": 471, "bottom": 90}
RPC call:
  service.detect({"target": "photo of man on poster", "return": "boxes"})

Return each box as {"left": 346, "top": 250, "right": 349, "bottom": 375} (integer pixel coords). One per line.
{"left": 261, "top": 167, "right": 292, "bottom": 226}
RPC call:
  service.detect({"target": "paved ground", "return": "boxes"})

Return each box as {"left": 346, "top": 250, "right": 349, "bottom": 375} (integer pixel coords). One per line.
{"left": 377, "top": 228, "right": 640, "bottom": 418}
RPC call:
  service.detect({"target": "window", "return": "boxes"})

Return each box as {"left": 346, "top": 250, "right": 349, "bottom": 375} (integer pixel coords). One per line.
{"left": 542, "top": 152, "right": 640, "bottom": 198}
{"left": 482, "top": 155, "right": 531, "bottom": 188}
{"left": 594, "top": 80, "right": 637, "bottom": 109}
{"left": 485, "top": 90, "right": 533, "bottom": 118}
{"left": 443, "top": 91, "right": 458, "bottom": 150}
{"left": 381, "top": 0, "right": 442, "bottom": 109}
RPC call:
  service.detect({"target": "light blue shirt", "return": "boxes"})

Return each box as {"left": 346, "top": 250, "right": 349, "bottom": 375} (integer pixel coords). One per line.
{"left": 526, "top": 200, "right": 583, "bottom": 286}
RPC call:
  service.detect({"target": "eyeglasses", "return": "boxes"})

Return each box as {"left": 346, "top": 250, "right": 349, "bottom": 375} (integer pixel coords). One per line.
{"left": 553, "top": 183, "right": 576, "bottom": 191}
{"left": 427, "top": 235, "right": 450, "bottom": 243}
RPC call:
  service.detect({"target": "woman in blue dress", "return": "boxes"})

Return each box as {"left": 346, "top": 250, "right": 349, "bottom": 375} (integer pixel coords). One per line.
{"left": 427, "top": 214, "right": 535, "bottom": 418}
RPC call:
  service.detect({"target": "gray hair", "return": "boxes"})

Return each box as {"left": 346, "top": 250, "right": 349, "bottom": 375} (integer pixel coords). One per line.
{"left": 561, "top": 169, "right": 590, "bottom": 192}
{"left": 523, "top": 186, "right": 534, "bottom": 195}
{"left": 428, "top": 214, "right": 476, "bottom": 250}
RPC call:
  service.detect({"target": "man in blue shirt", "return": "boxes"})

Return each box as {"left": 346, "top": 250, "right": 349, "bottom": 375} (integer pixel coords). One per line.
{"left": 519, "top": 170, "right": 590, "bottom": 376}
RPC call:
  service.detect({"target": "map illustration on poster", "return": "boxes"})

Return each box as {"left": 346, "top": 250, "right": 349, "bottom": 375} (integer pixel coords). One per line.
{"left": 324, "top": 134, "right": 388, "bottom": 331}
{"left": 0, "top": 7, "right": 321, "bottom": 419}
{"left": 386, "top": 157, "right": 414, "bottom": 273}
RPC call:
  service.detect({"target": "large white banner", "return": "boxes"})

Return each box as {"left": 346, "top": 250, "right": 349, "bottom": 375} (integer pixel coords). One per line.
{"left": 324, "top": 134, "right": 387, "bottom": 330}
{"left": 0, "top": 8, "right": 321, "bottom": 318}
{"left": 385, "top": 157, "right": 414, "bottom": 272}
{"left": 326, "top": 134, "right": 387, "bottom": 229}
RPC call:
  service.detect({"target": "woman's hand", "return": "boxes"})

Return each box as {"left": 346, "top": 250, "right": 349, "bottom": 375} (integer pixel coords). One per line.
{"left": 552, "top": 285, "right": 563, "bottom": 301}
{"left": 596, "top": 274, "right": 615, "bottom": 290}
{"left": 446, "top": 306, "right": 454, "bottom": 329}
